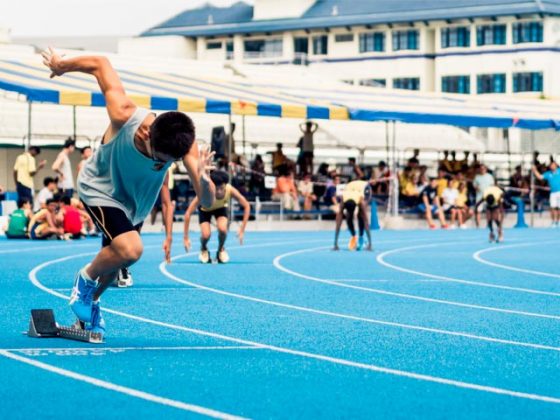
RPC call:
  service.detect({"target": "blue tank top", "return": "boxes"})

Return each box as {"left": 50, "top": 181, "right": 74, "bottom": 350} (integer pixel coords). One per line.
{"left": 78, "top": 108, "right": 171, "bottom": 225}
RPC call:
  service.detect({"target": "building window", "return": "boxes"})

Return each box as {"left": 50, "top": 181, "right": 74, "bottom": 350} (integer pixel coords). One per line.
{"left": 206, "top": 41, "right": 223, "bottom": 50}
{"left": 441, "top": 27, "right": 470, "bottom": 48}
{"left": 393, "top": 77, "right": 420, "bottom": 90}
{"left": 359, "top": 32, "right": 385, "bottom": 53}
{"left": 392, "top": 30, "right": 419, "bottom": 51}
{"left": 243, "top": 38, "right": 283, "bottom": 58}
{"left": 225, "top": 41, "right": 234, "bottom": 60}
{"left": 477, "top": 74, "right": 506, "bottom": 94}
{"left": 335, "top": 33, "right": 354, "bottom": 43}
{"left": 312, "top": 35, "right": 329, "bottom": 55}
{"left": 359, "top": 78, "right": 386, "bottom": 87}
{"left": 476, "top": 24, "right": 507, "bottom": 46}
{"left": 513, "top": 72, "right": 543, "bottom": 92}
{"left": 512, "top": 21, "right": 543, "bottom": 44}
{"left": 294, "top": 37, "right": 309, "bottom": 54}
{"left": 442, "top": 76, "right": 470, "bottom": 94}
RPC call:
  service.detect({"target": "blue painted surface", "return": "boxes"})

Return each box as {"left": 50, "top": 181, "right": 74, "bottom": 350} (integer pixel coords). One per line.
{"left": 1, "top": 229, "right": 559, "bottom": 418}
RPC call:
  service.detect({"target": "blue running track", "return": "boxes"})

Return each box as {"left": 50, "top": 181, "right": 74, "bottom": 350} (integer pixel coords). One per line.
{"left": 1, "top": 229, "right": 559, "bottom": 419}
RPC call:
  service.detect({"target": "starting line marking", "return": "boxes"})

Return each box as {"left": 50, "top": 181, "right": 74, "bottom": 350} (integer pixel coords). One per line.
{"left": 5, "top": 346, "right": 262, "bottom": 357}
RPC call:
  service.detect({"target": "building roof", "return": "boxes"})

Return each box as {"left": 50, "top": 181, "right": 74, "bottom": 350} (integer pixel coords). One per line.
{"left": 142, "top": 0, "right": 560, "bottom": 37}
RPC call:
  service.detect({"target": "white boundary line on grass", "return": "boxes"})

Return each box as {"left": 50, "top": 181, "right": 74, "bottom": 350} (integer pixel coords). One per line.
{"left": 273, "top": 247, "right": 560, "bottom": 320}
{"left": 0, "top": 350, "right": 247, "bottom": 420}
{"left": 376, "top": 242, "right": 560, "bottom": 297}
{"left": 23, "top": 239, "right": 560, "bottom": 406}
{"left": 473, "top": 241, "right": 560, "bottom": 279}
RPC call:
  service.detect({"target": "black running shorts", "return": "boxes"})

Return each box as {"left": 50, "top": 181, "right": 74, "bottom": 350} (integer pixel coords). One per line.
{"left": 198, "top": 206, "right": 228, "bottom": 224}
{"left": 83, "top": 204, "right": 143, "bottom": 247}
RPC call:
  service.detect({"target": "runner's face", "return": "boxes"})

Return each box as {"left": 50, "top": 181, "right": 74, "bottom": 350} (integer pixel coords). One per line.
{"left": 215, "top": 185, "right": 226, "bottom": 200}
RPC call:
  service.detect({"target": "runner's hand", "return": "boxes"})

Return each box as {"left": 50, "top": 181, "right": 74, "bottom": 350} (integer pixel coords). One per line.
{"left": 183, "top": 236, "right": 191, "bottom": 252}
{"left": 163, "top": 236, "right": 172, "bottom": 264}
{"left": 237, "top": 229, "right": 244, "bottom": 245}
{"left": 198, "top": 143, "right": 216, "bottom": 179}
{"left": 41, "top": 47, "right": 66, "bottom": 78}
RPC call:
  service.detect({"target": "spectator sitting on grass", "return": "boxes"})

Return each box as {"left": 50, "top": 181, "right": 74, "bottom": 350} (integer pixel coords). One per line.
{"left": 419, "top": 178, "right": 448, "bottom": 230}
{"left": 5, "top": 199, "right": 32, "bottom": 239}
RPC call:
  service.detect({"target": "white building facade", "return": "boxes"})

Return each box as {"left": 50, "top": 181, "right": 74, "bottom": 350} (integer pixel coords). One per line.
{"left": 130, "top": 0, "right": 560, "bottom": 99}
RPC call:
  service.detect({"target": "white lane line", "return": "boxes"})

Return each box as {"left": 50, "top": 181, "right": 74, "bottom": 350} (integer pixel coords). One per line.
{"left": 0, "top": 350, "right": 247, "bottom": 419}
{"left": 0, "top": 242, "right": 97, "bottom": 255}
{"left": 162, "top": 252, "right": 560, "bottom": 352}
{"left": 273, "top": 247, "right": 560, "bottom": 320}
{"left": 28, "top": 252, "right": 560, "bottom": 406}
{"left": 376, "top": 242, "right": 560, "bottom": 297}
{"left": 7, "top": 346, "right": 261, "bottom": 353}
{"left": 473, "top": 241, "right": 560, "bottom": 279}
{"left": 53, "top": 287, "right": 198, "bottom": 292}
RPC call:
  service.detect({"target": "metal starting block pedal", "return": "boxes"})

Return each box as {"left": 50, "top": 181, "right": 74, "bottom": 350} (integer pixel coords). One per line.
{"left": 27, "top": 309, "right": 103, "bottom": 344}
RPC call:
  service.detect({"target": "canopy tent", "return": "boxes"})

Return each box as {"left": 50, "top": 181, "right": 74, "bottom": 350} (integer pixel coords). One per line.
{"left": 1, "top": 57, "right": 560, "bottom": 130}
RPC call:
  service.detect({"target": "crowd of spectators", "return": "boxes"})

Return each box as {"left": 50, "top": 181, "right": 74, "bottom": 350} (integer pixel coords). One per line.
{"left": 3, "top": 123, "right": 559, "bottom": 233}
{"left": 2, "top": 138, "right": 99, "bottom": 240}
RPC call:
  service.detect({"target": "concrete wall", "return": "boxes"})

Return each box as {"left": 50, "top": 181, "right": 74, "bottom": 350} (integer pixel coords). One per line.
{"left": 0, "top": 147, "right": 82, "bottom": 193}
{"left": 118, "top": 36, "right": 197, "bottom": 60}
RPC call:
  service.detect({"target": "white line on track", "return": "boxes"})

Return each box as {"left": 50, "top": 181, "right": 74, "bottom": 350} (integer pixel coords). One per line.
{"left": 0, "top": 350, "right": 247, "bottom": 419}
{"left": 273, "top": 247, "right": 560, "bottom": 320}
{"left": 6, "top": 346, "right": 261, "bottom": 352}
{"left": 25, "top": 239, "right": 560, "bottom": 406}
{"left": 473, "top": 241, "right": 560, "bottom": 279}
{"left": 0, "top": 242, "right": 97, "bottom": 255}
{"left": 162, "top": 250, "right": 560, "bottom": 351}
{"left": 376, "top": 242, "right": 560, "bottom": 297}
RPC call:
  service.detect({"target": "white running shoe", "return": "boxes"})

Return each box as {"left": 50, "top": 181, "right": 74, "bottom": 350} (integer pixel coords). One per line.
{"left": 117, "top": 268, "right": 133, "bottom": 288}
{"left": 217, "top": 249, "right": 230, "bottom": 264}
{"left": 199, "top": 250, "right": 211, "bottom": 264}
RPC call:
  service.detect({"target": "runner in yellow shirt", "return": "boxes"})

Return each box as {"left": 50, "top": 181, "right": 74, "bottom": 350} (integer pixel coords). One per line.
{"left": 184, "top": 170, "right": 250, "bottom": 263}
{"left": 475, "top": 185, "right": 505, "bottom": 243}
{"left": 333, "top": 180, "right": 372, "bottom": 251}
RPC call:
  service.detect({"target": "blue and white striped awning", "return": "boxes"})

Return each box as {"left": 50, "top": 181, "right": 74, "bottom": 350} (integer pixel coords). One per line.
{"left": 1, "top": 58, "right": 560, "bottom": 130}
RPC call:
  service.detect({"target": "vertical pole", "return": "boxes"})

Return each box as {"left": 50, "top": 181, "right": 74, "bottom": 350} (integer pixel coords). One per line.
{"left": 242, "top": 115, "right": 246, "bottom": 157}
{"left": 385, "top": 120, "right": 390, "bottom": 164}
{"left": 392, "top": 121, "right": 399, "bottom": 217}
{"left": 27, "top": 101, "right": 32, "bottom": 150}
{"left": 227, "top": 113, "right": 233, "bottom": 225}
{"left": 530, "top": 131, "right": 535, "bottom": 227}
{"left": 72, "top": 106, "right": 77, "bottom": 141}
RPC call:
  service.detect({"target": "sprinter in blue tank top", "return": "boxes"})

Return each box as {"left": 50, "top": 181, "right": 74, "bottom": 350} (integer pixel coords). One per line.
{"left": 42, "top": 48, "right": 215, "bottom": 340}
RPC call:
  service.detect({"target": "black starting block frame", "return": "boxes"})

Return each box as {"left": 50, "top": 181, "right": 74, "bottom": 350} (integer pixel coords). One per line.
{"left": 27, "top": 309, "right": 103, "bottom": 344}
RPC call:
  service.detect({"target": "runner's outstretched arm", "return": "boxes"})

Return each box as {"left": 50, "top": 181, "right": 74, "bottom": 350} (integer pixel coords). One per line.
{"left": 41, "top": 48, "right": 135, "bottom": 128}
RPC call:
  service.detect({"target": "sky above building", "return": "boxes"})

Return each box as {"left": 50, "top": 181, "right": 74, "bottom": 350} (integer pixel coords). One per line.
{"left": 2, "top": 0, "right": 248, "bottom": 37}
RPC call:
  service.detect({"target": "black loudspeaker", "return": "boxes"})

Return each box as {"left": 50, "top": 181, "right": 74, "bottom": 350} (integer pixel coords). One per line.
{"left": 211, "top": 126, "right": 226, "bottom": 158}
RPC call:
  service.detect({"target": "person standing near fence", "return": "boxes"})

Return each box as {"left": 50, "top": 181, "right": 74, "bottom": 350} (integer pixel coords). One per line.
{"left": 13, "top": 146, "right": 46, "bottom": 201}
{"left": 532, "top": 161, "right": 560, "bottom": 227}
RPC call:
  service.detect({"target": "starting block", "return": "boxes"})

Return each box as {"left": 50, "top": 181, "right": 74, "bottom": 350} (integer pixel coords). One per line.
{"left": 26, "top": 309, "right": 103, "bottom": 344}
